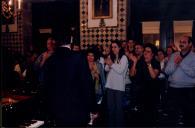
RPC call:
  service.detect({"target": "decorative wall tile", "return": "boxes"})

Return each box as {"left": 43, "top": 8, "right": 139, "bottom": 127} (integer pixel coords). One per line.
{"left": 80, "top": 0, "right": 127, "bottom": 49}
{"left": 1, "top": 2, "right": 32, "bottom": 55}
{"left": 1, "top": 11, "right": 24, "bottom": 54}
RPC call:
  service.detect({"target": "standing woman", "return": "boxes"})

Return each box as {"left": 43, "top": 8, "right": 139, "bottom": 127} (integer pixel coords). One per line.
{"left": 105, "top": 41, "right": 128, "bottom": 126}
{"left": 86, "top": 48, "right": 106, "bottom": 105}
{"left": 86, "top": 48, "right": 106, "bottom": 126}
{"left": 130, "top": 43, "right": 160, "bottom": 126}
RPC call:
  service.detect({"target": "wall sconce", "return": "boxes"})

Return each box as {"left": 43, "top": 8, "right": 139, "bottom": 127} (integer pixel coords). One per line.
{"left": 2, "top": 0, "right": 22, "bottom": 18}
{"left": 2, "top": 0, "right": 22, "bottom": 32}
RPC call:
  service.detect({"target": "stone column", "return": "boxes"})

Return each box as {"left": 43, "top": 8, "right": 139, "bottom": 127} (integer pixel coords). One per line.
{"left": 160, "top": 20, "right": 174, "bottom": 49}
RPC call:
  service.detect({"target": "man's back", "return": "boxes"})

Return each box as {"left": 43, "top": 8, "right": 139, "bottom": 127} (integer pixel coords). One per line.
{"left": 44, "top": 47, "right": 95, "bottom": 126}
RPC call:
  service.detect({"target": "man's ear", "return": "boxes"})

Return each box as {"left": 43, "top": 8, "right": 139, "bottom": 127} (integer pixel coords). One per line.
{"left": 189, "top": 43, "right": 193, "bottom": 49}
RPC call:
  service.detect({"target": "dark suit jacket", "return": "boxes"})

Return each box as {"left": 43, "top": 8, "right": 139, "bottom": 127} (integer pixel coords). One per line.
{"left": 43, "top": 47, "right": 96, "bottom": 126}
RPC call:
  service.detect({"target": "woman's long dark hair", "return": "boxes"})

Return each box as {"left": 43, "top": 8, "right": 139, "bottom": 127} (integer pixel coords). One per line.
{"left": 110, "top": 41, "right": 125, "bottom": 63}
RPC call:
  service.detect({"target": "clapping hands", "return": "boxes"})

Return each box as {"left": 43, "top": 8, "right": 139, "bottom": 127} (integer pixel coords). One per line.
{"left": 128, "top": 53, "right": 137, "bottom": 63}
{"left": 174, "top": 55, "right": 183, "bottom": 65}
{"left": 105, "top": 57, "right": 113, "bottom": 67}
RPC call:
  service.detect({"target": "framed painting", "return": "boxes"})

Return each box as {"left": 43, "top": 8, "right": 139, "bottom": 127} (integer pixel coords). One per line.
{"left": 92, "top": 0, "right": 113, "bottom": 19}
{"left": 88, "top": 0, "right": 117, "bottom": 28}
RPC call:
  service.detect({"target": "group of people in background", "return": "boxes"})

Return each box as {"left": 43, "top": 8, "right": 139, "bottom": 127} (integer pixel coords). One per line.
{"left": 3, "top": 35, "right": 195, "bottom": 127}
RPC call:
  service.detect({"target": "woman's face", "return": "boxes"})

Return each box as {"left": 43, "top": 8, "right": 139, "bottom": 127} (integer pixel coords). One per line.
{"left": 87, "top": 53, "right": 95, "bottom": 62}
{"left": 144, "top": 47, "right": 154, "bottom": 63}
{"left": 112, "top": 43, "right": 120, "bottom": 55}
{"left": 102, "top": 46, "right": 110, "bottom": 55}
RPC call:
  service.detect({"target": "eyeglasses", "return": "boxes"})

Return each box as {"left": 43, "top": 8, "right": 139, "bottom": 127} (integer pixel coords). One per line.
{"left": 180, "top": 41, "right": 188, "bottom": 44}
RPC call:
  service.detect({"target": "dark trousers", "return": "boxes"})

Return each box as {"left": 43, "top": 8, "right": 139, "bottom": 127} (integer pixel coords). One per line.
{"left": 167, "top": 87, "right": 195, "bottom": 126}
{"left": 159, "top": 79, "right": 168, "bottom": 110}
{"left": 106, "top": 88, "right": 125, "bottom": 127}
{"left": 139, "top": 85, "right": 160, "bottom": 126}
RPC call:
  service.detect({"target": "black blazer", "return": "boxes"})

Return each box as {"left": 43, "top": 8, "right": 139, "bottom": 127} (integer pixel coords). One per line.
{"left": 43, "top": 47, "right": 96, "bottom": 126}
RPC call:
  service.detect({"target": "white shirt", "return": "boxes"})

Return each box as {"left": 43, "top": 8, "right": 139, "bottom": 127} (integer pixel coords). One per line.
{"left": 160, "top": 59, "right": 165, "bottom": 70}
{"left": 60, "top": 44, "right": 71, "bottom": 49}
{"left": 99, "top": 57, "right": 105, "bottom": 68}
{"left": 105, "top": 55, "right": 128, "bottom": 91}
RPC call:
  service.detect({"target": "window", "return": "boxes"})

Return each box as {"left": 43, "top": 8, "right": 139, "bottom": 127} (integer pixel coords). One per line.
{"left": 142, "top": 21, "right": 160, "bottom": 47}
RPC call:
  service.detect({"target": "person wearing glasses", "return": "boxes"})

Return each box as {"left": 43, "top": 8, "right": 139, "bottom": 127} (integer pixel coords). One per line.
{"left": 165, "top": 36, "right": 195, "bottom": 126}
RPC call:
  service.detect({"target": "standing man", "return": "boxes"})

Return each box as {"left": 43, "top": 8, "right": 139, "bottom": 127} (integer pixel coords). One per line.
{"left": 134, "top": 43, "right": 144, "bottom": 60}
{"left": 43, "top": 39, "right": 96, "bottom": 126}
{"left": 71, "top": 42, "right": 81, "bottom": 52}
{"left": 35, "top": 37, "right": 56, "bottom": 84}
{"left": 165, "top": 36, "right": 195, "bottom": 126}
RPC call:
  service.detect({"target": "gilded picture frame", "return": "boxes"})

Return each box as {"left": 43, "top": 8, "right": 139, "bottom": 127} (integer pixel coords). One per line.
{"left": 87, "top": 0, "right": 117, "bottom": 27}
{"left": 92, "top": 0, "right": 113, "bottom": 19}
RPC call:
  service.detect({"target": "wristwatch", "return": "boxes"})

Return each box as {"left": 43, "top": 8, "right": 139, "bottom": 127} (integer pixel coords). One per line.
{"left": 148, "top": 64, "right": 152, "bottom": 68}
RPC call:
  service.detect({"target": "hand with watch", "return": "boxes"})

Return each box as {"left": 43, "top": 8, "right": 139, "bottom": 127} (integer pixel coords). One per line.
{"left": 147, "top": 63, "right": 152, "bottom": 68}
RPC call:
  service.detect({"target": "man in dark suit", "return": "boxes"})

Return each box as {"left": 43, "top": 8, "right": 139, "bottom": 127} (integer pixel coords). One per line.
{"left": 43, "top": 39, "right": 96, "bottom": 126}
